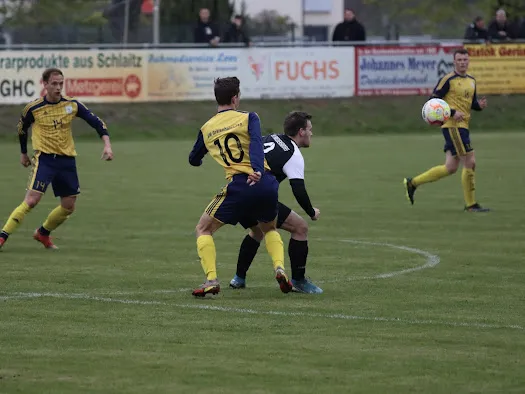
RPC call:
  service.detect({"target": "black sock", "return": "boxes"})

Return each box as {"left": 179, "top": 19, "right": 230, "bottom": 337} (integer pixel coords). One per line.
{"left": 289, "top": 238, "right": 308, "bottom": 281}
{"left": 38, "top": 226, "right": 51, "bottom": 236}
{"left": 236, "top": 234, "right": 260, "bottom": 279}
{"left": 0, "top": 231, "right": 9, "bottom": 240}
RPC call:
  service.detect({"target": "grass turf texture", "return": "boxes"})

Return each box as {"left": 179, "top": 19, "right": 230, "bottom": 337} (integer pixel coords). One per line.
{"left": 0, "top": 95, "right": 523, "bottom": 141}
{"left": 1, "top": 133, "right": 524, "bottom": 393}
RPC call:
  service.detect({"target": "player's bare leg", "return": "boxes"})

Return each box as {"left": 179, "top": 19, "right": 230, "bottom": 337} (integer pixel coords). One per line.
{"left": 0, "top": 190, "right": 43, "bottom": 250}
{"left": 404, "top": 151, "right": 458, "bottom": 205}
{"left": 280, "top": 211, "right": 322, "bottom": 294}
{"left": 34, "top": 195, "right": 76, "bottom": 250}
{"left": 258, "top": 219, "right": 293, "bottom": 293}
{"left": 192, "top": 213, "right": 224, "bottom": 297}
{"left": 462, "top": 151, "right": 489, "bottom": 212}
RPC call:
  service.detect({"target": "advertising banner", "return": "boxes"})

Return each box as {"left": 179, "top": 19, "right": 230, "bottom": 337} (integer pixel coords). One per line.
{"left": 146, "top": 49, "right": 243, "bottom": 101}
{"left": 239, "top": 47, "right": 355, "bottom": 98}
{"left": 145, "top": 47, "right": 355, "bottom": 100}
{"left": 0, "top": 50, "right": 147, "bottom": 104}
{"left": 466, "top": 43, "right": 525, "bottom": 94}
{"left": 355, "top": 45, "right": 460, "bottom": 96}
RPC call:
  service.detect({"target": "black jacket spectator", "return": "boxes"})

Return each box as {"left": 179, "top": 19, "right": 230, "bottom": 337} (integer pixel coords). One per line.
{"left": 223, "top": 16, "right": 250, "bottom": 46}
{"left": 518, "top": 18, "right": 525, "bottom": 39}
{"left": 194, "top": 20, "right": 220, "bottom": 44}
{"left": 194, "top": 8, "right": 220, "bottom": 46}
{"left": 464, "top": 17, "right": 488, "bottom": 41}
{"left": 332, "top": 9, "right": 366, "bottom": 42}
{"left": 488, "top": 9, "right": 514, "bottom": 41}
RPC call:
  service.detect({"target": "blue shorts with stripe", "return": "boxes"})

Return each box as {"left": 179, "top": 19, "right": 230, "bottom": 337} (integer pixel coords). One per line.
{"left": 205, "top": 173, "right": 279, "bottom": 226}
{"left": 442, "top": 127, "right": 473, "bottom": 156}
{"left": 28, "top": 152, "right": 80, "bottom": 197}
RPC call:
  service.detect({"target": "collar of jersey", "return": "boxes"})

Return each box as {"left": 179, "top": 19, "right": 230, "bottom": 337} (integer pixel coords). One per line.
{"left": 43, "top": 96, "right": 65, "bottom": 105}
{"left": 217, "top": 109, "right": 234, "bottom": 113}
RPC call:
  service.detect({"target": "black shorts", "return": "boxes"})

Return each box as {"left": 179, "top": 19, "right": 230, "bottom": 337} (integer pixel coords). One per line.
{"left": 239, "top": 202, "right": 292, "bottom": 229}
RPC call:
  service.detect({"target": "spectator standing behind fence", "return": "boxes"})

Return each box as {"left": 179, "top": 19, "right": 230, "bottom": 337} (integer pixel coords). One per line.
{"left": 517, "top": 18, "right": 525, "bottom": 39}
{"left": 223, "top": 15, "right": 251, "bottom": 47}
{"left": 332, "top": 9, "right": 366, "bottom": 43}
{"left": 488, "top": 9, "right": 514, "bottom": 41}
{"left": 464, "top": 16, "right": 488, "bottom": 41}
{"left": 194, "top": 8, "right": 220, "bottom": 46}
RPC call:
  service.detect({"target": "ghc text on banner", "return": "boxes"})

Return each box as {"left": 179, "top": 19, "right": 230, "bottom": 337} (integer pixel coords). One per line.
{"left": 466, "top": 43, "right": 525, "bottom": 94}
{"left": 355, "top": 46, "right": 460, "bottom": 96}
{"left": 0, "top": 50, "right": 147, "bottom": 104}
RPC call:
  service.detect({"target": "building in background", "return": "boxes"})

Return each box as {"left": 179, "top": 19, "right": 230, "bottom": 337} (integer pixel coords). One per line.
{"left": 232, "top": 0, "right": 344, "bottom": 41}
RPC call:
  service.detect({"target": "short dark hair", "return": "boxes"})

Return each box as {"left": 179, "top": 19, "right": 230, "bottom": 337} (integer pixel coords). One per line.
{"left": 234, "top": 14, "right": 242, "bottom": 19}
{"left": 42, "top": 68, "right": 63, "bottom": 82}
{"left": 214, "top": 77, "right": 240, "bottom": 105}
{"left": 283, "top": 111, "right": 312, "bottom": 137}
{"left": 454, "top": 48, "right": 469, "bottom": 58}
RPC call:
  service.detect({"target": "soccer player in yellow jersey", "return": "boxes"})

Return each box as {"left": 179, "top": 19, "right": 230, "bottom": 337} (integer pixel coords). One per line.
{"left": 0, "top": 68, "right": 113, "bottom": 250}
{"left": 404, "top": 48, "right": 489, "bottom": 212}
{"left": 188, "top": 77, "right": 292, "bottom": 297}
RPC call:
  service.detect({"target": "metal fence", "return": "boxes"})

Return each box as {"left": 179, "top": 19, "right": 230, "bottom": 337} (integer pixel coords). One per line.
{"left": 3, "top": 38, "right": 525, "bottom": 50}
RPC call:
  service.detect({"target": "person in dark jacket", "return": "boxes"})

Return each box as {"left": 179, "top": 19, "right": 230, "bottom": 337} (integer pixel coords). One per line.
{"left": 332, "top": 9, "right": 366, "bottom": 42}
{"left": 517, "top": 18, "right": 525, "bottom": 39}
{"left": 223, "top": 15, "right": 251, "bottom": 46}
{"left": 464, "top": 16, "right": 488, "bottom": 41}
{"left": 194, "top": 8, "right": 220, "bottom": 46}
{"left": 487, "top": 9, "right": 514, "bottom": 41}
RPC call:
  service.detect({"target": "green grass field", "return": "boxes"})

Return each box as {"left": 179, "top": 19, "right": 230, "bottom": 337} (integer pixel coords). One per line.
{"left": 1, "top": 95, "right": 525, "bottom": 140}
{"left": 1, "top": 132, "right": 524, "bottom": 393}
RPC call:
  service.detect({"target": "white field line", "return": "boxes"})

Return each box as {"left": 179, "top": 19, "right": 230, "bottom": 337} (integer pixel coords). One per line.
{"left": 96, "top": 239, "right": 441, "bottom": 295}
{"left": 1, "top": 291, "right": 522, "bottom": 331}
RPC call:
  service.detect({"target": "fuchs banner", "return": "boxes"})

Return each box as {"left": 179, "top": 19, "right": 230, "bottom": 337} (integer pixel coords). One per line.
{"left": 238, "top": 47, "right": 356, "bottom": 99}
{"left": 355, "top": 45, "right": 461, "bottom": 96}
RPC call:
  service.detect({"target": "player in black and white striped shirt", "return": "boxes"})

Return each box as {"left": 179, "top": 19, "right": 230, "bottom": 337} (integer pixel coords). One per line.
{"left": 230, "top": 111, "right": 322, "bottom": 293}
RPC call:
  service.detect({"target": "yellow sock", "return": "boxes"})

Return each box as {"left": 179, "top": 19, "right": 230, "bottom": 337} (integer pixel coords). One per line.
{"left": 412, "top": 165, "right": 450, "bottom": 187}
{"left": 197, "top": 235, "right": 217, "bottom": 280}
{"left": 462, "top": 168, "right": 476, "bottom": 207}
{"left": 264, "top": 230, "right": 284, "bottom": 270}
{"left": 2, "top": 202, "right": 32, "bottom": 235}
{"left": 42, "top": 206, "right": 73, "bottom": 232}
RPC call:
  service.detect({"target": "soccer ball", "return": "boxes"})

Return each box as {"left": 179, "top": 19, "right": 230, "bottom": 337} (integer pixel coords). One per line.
{"left": 422, "top": 98, "right": 451, "bottom": 126}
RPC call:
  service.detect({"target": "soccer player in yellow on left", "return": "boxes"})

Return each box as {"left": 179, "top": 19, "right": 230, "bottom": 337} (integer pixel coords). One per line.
{"left": 0, "top": 68, "right": 114, "bottom": 250}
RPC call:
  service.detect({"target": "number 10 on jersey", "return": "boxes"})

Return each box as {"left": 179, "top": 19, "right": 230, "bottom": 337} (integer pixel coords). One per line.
{"left": 214, "top": 133, "right": 245, "bottom": 166}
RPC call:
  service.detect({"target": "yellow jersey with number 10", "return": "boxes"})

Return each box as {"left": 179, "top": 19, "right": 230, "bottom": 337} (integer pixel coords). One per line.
{"left": 200, "top": 109, "right": 270, "bottom": 180}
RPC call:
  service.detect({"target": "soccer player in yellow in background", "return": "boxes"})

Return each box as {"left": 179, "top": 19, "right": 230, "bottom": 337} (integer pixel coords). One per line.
{"left": 188, "top": 76, "right": 292, "bottom": 297}
{"left": 404, "top": 48, "right": 489, "bottom": 212}
{"left": 0, "top": 68, "right": 114, "bottom": 250}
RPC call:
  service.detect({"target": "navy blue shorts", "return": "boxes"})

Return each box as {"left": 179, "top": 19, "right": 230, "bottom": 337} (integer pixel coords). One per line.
{"left": 205, "top": 173, "right": 279, "bottom": 226}
{"left": 442, "top": 127, "right": 473, "bottom": 156}
{"left": 28, "top": 152, "right": 80, "bottom": 197}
